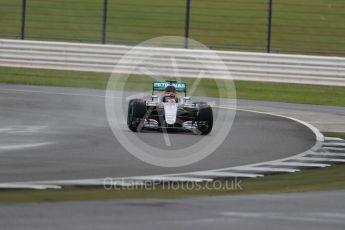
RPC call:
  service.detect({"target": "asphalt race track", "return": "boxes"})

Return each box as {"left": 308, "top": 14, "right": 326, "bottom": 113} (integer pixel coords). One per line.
{"left": 1, "top": 190, "right": 344, "bottom": 230}
{"left": 0, "top": 85, "right": 315, "bottom": 183}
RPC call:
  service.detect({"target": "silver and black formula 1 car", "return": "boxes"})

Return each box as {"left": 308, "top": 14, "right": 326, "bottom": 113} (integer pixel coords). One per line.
{"left": 127, "top": 80, "right": 213, "bottom": 135}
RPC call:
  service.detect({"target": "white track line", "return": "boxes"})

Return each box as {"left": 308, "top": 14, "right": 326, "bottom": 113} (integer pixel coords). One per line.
{"left": 0, "top": 184, "right": 61, "bottom": 190}
{"left": 323, "top": 143, "right": 345, "bottom": 147}
{"left": 233, "top": 166, "right": 300, "bottom": 173}
{"left": 127, "top": 176, "right": 213, "bottom": 182}
{"left": 188, "top": 171, "right": 263, "bottom": 178}
{"left": 266, "top": 162, "right": 330, "bottom": 167}
{"left": 0, "top": 142, "right": 52, "bottom": 151}
{"left": 309, "top": 152, "right": 345, "bottom": 157}
{"left": 295, "top": 157, "right": 345, "bottom": 163}
{"left": 324, "top": 137, "right": 345, "bottom": 142}
{"left": 323, "top": 147, "right": 345, "bottom": 151}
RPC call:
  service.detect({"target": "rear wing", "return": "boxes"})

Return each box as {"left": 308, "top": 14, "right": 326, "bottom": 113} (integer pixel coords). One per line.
{"left": 152, "top": 82, "right": 187, "bottom": 95}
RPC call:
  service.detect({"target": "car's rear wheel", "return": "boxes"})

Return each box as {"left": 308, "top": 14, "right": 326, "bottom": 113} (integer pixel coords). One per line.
{"left": 127, "top": 99, "right": 147, "bottom": 132}
{"left": 196, "top": 104, "right": 213, "bottom": 135}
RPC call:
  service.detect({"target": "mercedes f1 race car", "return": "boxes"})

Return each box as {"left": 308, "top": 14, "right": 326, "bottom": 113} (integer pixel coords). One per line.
{"left": 127, "top": 80, "right": 213, "bottom": 135}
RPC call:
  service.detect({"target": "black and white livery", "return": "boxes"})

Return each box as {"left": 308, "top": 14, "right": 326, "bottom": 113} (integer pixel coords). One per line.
{"left": 127, "top": 80, "right": 213, "bottom": 135}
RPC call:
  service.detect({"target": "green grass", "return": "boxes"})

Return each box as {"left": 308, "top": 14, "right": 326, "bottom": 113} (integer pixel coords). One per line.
{"left": 1, "top": 67, "right": 345, "bottom": 107}
{"left": 1, "top": 164, "right": 345, "bottom": 204}
{"left": 1, "top": 0, "right": 345, "bottom": 54}
{"left": 323, "top": 132, "right": 345, "bottom": 140}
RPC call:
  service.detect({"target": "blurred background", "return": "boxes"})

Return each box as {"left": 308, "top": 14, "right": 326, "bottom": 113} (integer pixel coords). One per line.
{"left": 1, "top": 0, "right": 345, "bottom": 55}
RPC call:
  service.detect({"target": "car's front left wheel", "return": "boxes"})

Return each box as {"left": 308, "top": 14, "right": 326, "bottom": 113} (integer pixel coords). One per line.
{"left": 127, "top": 99, "right": 147, "bottom": 132}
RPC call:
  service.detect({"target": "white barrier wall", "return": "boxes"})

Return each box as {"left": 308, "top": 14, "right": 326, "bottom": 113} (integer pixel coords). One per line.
{"left": 0, "top": 39, "right": 345, "bottom": 86}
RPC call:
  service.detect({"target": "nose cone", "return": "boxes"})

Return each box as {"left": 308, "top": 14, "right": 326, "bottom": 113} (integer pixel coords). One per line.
{"left": 163, "top": 101, "right": 177, "bottom": 124}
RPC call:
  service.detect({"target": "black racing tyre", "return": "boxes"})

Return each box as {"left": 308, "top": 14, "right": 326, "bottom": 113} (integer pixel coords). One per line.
{"left": 197, "top": 104, "right": 213, "bottom": 135}
{"left": 127, "top": 99, "right": 147, "bottom": 132}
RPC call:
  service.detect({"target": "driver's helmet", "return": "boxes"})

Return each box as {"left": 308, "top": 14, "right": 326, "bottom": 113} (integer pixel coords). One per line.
{"left": 164, "top": 85, "right": 176, "bottom": 98}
